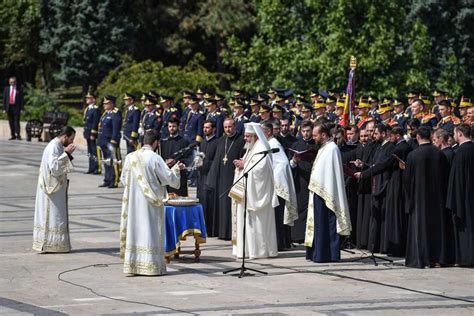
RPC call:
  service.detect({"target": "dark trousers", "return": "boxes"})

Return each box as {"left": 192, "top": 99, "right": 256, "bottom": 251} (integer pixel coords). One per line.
{"left": 7, "top": 107, "right": 21, "bottom": 137}
{"left": 100, "top": 144, "right": 121, "bottom": 187}
{"left": 86, "top": 137, "right": 99, "bottom": 173}
{"left": 275, "top": 197, "right": 292, "bottom": 250}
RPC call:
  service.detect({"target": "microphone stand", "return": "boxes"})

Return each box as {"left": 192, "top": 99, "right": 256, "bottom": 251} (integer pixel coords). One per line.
{"left": 220, "top": 152, "right": 269, "bottom": 278}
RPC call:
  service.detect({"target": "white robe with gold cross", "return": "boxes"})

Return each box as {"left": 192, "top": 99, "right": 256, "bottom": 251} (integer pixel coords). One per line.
{"left": 33, "top": 138, "right": 74, "bottom": 253}
{"left": 120, "top": 147, "right": 180, "bottom": 275}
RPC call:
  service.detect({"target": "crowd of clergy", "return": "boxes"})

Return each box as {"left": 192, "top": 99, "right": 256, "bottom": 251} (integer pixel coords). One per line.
{"left": 33, "top": 86, "right": 473, "bottom": 276}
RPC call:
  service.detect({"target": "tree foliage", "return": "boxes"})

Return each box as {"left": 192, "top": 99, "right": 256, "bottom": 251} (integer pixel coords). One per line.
{"left": 39, "top": 0, "right": 133, "bottom": 90}
{"left": 98, "top": 54, "right": 229, "bottom": 103}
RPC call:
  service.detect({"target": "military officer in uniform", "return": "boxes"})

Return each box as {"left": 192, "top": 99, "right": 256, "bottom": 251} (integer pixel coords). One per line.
{"left": 249, "top": 98, "right": 261, "bottom": 123}
{"left": 233, "top": 99, "right": 248, "bottom": 136}
{"left": 159, "top": 94, "right": 180, "bottom": 140}
{"left": 272, "top": 104, "right": 285, "bottom": 121}
{"left": 313, "top": 96, "right": 327, "bottom": 121}
{"left": 122, "top": 92, "right": 140, "bottom": 154}
{"left": 459, "top": 97, "right": 473, "bottom": 124}
{"left": 98, "top": 95, "right": 122, "bottom": 188}
{"left": 205, "top": 98, "right": 225, "bottom": 138}
{"left": 183, "top": 96, "right": 204, "bottom": 143}
{"left": 355, "top": 96, "right": 374, "bottom": 129}
{"left": 294, "top": 103, "right": 313, "bottom": 138}
{"left": 83, "top": 91, "right": 101, "bottom": 174}
{"left": 139, "top": 94, "right": 162, "bottom": 144}
{"left": 259, "top": 104, "right": 272, "bottom": 122}
{"left": 412, "top": 98, "right": 438, "bottom": 127}
{"left": 437, "top": 99, "right": 461, "bottom": 132}
{"left": 325, "top": 96, "right": 338, "bottom": 122}
{"left": 391, "top": 99, "right": 408, "bottom": 128}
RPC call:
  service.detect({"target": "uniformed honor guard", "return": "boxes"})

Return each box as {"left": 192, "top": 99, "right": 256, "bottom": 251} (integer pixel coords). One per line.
{"left": 259, "top": 104, "right": 272, "bottom": 122}
{"left": 139, "top": 94, "right": 162, "bottom": 145}
{"left": 325, "top": 96, "right": 338, "bottom": 122}
{"left": 83, "top": 91, "right": 101, "bottom": 174}
{"left": 459, "top": 97, "right": 473, "bottom": 125}
{"left": 272, "top": 104, "right": 285, "bottom": 120}
{"left": 233, "top": 99, "right": 249, "bottom": 136}
{"left": 313, "top": 96, "right": 327, "bottom": 121}
{"left": 355, "top": 97, "right": 374, "bottom": 129}
{"left": 412, "top": 98, "right": 438, "bottom": 127}
{"left": 98, "top": 94, "right": 122, "bottom": 188}
{"left": 183, "top": 95, "right": 204, "bottom": 143}
{"left": 159, "top": 94, "right": 180, "bottom": 140}
{"left": 391, "top": 99, "right": 407, "bottom": 128}
{"left": 294, "top": 103, "right": 313, "bottom": 138}
{"left": 249, "top": 98, "right": 262, "bottom": 123}
{"left": 204, "top": 98, "right": 225, "bottom": 137}
{"left": 436, "top": 99, "right": 461, "bottom": 132}
{"left": 122, "top": 93, "right": 140, "bottom": 154}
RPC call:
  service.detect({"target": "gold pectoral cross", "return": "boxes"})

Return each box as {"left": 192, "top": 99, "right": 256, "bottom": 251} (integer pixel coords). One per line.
{"left": 223, "top": 155, "right": 228, "bottom": 165}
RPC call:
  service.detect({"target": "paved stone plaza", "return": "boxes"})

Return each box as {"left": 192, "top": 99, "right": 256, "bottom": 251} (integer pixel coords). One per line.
{"left": 0, "top": 138, "right": 473, "bottom": 315}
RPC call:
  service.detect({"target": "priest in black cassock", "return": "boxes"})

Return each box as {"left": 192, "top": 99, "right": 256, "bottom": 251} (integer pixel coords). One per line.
{"left": 197, "top": 120, "right": 219, "bottom": 237}
{"left": 403, "top": 126, "right": 449, "bottom": 268}
{"left": 355, "top": 126, "right": 411, "bottom": 256}
{"left": 354, "top": 124, "right": 393, "bottom": 254}
{"left": 206, "top": 118, "right": 245, "bottom": 240}
{"left": 160, "top": 117, "right": 190, "bottom": 196}
{"left": 289, "top": 120, "right": 315, "bottom": 243}
{"left": 348, "top": 126, "right": 377, "bottom": 250}
{"left": 446, "top": 124, "right": 474, "bottom": 266}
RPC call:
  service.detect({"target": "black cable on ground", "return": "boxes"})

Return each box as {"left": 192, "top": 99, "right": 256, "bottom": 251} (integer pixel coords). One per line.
{"left": 246, "top": 260, "right": 474, "bottom": 305}
{"left": 57, "top": 263, "right": 198, "bottom": 315}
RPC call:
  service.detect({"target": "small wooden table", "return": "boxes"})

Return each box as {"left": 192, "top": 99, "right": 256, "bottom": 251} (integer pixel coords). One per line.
{"left": 164, "top": 203, "right": 207, "bottom": 263}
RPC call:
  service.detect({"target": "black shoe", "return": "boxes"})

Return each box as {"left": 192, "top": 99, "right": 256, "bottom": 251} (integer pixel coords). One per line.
{"left": 85, "top": 171, "right": 92, "bottom": 174}
{"left": 16, "top": 136, "right": 22, "bottom": 140}
{"left": 98, "top": 183, "right": 109, "bottom": 187}
{"left": 93, "top": 171, "right": 101, "bottom": 175}
{"left": 8, "top": 137, "right": 15, "bottom": 140}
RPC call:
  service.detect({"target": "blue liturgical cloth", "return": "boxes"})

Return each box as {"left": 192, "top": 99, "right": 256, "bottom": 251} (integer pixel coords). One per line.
{"left": 164, "top": 203, "right": 207, "bottom": 256}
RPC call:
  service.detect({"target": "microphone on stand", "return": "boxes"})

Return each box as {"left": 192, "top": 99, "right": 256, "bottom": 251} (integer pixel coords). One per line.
{"left": 256, "top": 148, "right": 280, "bottom": 155}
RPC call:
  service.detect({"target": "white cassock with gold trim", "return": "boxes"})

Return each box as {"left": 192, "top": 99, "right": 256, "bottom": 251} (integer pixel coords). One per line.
{"left": 33, "top": 138, "right": 74, "bottom": 253}
{"left": 119, "top": 147, "right": 180, "bottom": 275}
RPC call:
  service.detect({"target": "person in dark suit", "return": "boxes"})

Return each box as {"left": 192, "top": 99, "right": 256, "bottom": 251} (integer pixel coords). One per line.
{"left": 3, "top": 77, "right": 24, "bottom": 140}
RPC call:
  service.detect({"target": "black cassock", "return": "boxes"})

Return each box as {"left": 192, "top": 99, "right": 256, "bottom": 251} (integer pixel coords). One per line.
{"left": 277, "top": 133, "right": 298, "bottom": 158}
{"left": 160, "top": 135, "right": 190, "bottom": 196}
{"left": 361, "top": 140, "right": 395, "bottom": 254}
{"left": 290, "top": 138, "right": 316, "bottom": 243}
{"left": 446, "top": 141, "right": 474, "bottom": 266}
{"left": 360, "top": 140, "right": 412, "bottom": 256}
{"left": 197, "top": 135, "right": 219, "bottom": 237}
{"left": 345, "top": 141, "right": 377, "bottom": 249}
{"left": 442, "top": 146, "right": 455, "bottom": 167}
{"left": 206, "top": 133, "right": 245, "bottom": 240}
{"left": 340, "top": 142, "right": 359, "bottom": 243}
{"left": 403, "top": 143, "right": 449, "bottom": 268}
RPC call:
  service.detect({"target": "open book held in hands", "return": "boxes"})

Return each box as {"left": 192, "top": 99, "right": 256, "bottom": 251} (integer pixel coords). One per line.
{"left": 287, "top": 147, "right": 317, "bottom": 162}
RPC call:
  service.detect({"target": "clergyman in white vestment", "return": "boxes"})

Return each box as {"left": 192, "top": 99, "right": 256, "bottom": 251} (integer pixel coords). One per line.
{"left": 231, "top": 122, "right": 279, "bottom": 259}
{"left": 120, "top": 129, "right": 183, "bottom": 276}
{"left": 33, "top": 127, "right": 76, "bottom": 253}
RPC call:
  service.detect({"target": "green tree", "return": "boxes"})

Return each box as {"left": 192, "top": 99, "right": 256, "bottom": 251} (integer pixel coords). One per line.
{"left": 39, "top": 0, "right": 134, "bottom": 91}
{"left": 409, "top": 0, "right": 474, "bottom": 96}
{"left": 0, "top": 0, "right": 41, "bottom": 84}
{"left": 97, "top": 54, "right": 228, "bottom": 106}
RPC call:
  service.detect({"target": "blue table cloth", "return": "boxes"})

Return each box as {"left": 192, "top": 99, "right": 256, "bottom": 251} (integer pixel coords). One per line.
{"left": 164, "top": 203, "right": 207, "bottom": 256}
